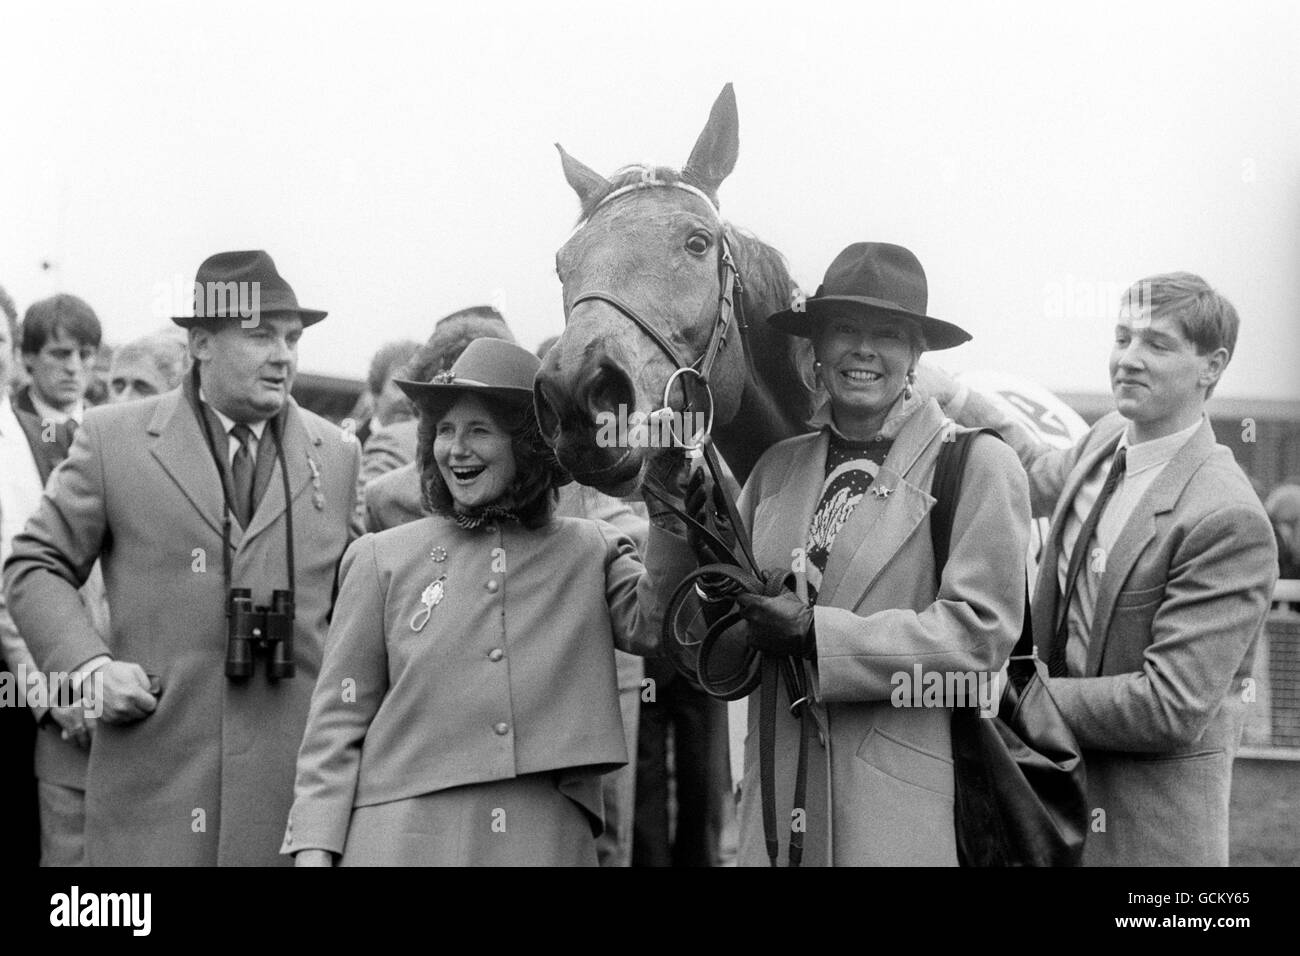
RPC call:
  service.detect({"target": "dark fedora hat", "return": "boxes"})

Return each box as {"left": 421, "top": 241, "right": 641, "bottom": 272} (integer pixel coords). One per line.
{"left": 172, "top": 250, "right": 326, "bottom": 329}
{"left": 394, "top": 337, "right": 539, "bottom": 407}
{"left": 767, "top": 242, "right": 970, "bottom": 350}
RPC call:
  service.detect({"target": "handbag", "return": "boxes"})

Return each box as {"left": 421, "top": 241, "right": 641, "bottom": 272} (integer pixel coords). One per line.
{"left": 930, "top": 428, "right": 1088, "bottom": 867}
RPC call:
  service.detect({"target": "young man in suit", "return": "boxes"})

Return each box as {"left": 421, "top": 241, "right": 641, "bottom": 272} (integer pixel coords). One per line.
{"left": 4, "top": 251, "right": 363, "bottom": 866}
{"left": 927, "top": 272, "right": 1277, "bottom": 865}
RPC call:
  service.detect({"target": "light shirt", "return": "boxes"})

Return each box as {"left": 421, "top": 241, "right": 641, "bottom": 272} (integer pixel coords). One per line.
{"left": 28, "top": 390, "right": 83, "bottom": 426}
{"left": 0, "top": 392, "right": 45, "bottom": 566}
{"left": 1059, "top": 416, "right": 1204, "bottom": 674}
{"left": 200, "top": 389, "right": 267, "bottom": 467}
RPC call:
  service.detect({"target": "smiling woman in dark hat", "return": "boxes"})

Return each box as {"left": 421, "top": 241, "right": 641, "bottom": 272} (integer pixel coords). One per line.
{"left": 686, "top": 242, "right": 1032, "bottom": 866}
{"left": 283, "top": 338, "right": 690, "bottom": 866}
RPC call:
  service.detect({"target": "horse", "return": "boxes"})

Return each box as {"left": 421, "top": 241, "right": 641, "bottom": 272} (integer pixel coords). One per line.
{"left": 535, "top": 84, "right": 810, "bottom": 495}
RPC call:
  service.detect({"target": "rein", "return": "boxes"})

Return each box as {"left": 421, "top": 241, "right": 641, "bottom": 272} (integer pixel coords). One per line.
{"left": 564, "top": 177, "right": 812, "bottom": 866}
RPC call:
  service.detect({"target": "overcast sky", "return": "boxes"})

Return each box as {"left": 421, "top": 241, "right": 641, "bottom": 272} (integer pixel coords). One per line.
{"left": 3, "top": 0, "right": 1297, "bottom": 401}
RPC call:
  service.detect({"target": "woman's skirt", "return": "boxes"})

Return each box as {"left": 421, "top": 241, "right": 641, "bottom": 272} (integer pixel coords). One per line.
{"left": 339, "top": 772, "right": 599, "bottom": 866}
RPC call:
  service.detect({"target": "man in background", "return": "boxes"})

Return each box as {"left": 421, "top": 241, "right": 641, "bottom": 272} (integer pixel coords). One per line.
{"left": 16, "top": 294, "right": 101, "bottom": 428}
{"left": 107, "top": 330, "right": 189, "bottom": 403}
{"left": 1265, "top": 484, "right": 1300, "bottom": 582}
{"left": 348, "top": 339, "right": 419, "bottom": 448}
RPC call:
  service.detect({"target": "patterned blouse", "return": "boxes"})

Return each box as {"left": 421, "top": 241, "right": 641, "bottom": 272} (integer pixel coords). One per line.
{"left": 804, "top": 434, "right": 893, "bottom": 603}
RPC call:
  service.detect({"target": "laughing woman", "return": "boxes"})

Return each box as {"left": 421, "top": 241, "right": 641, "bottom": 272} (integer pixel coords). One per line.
{"left": 283, "top": 339, "right": 691, "bottom": 866}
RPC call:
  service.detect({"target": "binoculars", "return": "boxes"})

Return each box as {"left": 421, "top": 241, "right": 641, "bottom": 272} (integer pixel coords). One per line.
{"left": 226, "top": 588, "right": 295, "bottom": 681}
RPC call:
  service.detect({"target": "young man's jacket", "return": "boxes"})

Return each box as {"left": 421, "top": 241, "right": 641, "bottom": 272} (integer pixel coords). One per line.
{"left": 950, "top": 393, "right": 1277, "bottom": 866}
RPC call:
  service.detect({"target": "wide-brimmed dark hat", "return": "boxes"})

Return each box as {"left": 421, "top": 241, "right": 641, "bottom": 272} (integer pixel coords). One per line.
{"left": 394, "top": 337, "right": 539, "bottom": 407}
{"left": 172, "top": 250, "right": 327, "bottom": 329}
{"left": 767, "top": 242, "right": 970, "bottom": 350}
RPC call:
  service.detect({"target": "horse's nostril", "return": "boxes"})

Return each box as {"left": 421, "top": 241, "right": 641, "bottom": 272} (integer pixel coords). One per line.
{"left": 584, "top": 360, "right": 635, "bottom": 420}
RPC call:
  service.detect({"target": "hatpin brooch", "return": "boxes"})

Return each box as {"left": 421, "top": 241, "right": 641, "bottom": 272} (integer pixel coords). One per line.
{"left": 410, "top": 574, "right": 448, "bottom": 632}
{"left": 308, "top": 456, "right": 325, "bottom": 510}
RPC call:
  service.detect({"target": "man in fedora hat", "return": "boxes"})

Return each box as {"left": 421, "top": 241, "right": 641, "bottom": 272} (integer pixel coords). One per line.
{"left": 4, "top": 250, "right": 363, "bottom": 866}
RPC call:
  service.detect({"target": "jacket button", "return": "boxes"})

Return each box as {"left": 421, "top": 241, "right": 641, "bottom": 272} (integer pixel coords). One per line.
{"left": 486, "top": 579, "right": 499, "bottom": 593}
{"left": 494, "top": 722, "right": 509, "bottom": 736}
{"left": 484, "top": 524, "right": 497, "bottom": 534}
{"left": 488, "top": 648, "right": 504, "bottom": 662}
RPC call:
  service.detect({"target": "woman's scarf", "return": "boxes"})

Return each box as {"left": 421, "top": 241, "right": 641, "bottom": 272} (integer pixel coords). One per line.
{"left": 451, "top": 503, "right": 520, "bottom": 530}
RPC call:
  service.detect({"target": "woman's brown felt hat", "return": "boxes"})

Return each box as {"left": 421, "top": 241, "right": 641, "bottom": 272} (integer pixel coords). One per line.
{"left": 394, "top": 337, "right": 539, "bottom": 406}
{"left": 767, "top": 242, "right": 971, "bottom": 350}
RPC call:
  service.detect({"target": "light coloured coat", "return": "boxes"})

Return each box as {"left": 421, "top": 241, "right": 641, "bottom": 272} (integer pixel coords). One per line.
{"left": 3, "top": 388, "right": 362, "bottom": 865}
{"left": 282, "top": 514, "right": 690, "bottom": 858}
{"left": 731, "top": 398, "right": 1030, "bottom": 865}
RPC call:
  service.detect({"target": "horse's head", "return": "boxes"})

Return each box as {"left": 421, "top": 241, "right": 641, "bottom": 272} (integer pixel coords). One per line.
{"left": 535, "top": 85, "right": 757, "bottom": 496}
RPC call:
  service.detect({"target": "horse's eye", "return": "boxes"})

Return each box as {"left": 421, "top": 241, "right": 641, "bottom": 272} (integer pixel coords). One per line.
{"left": 685, "top": 232, "right": 711, "bottom": 256}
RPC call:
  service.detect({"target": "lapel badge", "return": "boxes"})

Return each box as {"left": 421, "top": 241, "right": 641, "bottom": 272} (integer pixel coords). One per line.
{"left": 410, "top": 574, "right": 448, "bottom": 632}
{"left": 307, "top": 456, "right": 324, "bottom": 510}
{"left": 430, "top": 546, "right": 448, "bottom": 563}
{"left": 871, "top": 485, "right": 892, "bottom": 500}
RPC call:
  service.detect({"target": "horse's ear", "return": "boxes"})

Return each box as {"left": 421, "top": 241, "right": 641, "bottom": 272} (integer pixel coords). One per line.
{"left": 556, "top": 143, "right": 610, "bottom": 213}
{"left": 683, "top": 83, "right": 739, "bottom": 200}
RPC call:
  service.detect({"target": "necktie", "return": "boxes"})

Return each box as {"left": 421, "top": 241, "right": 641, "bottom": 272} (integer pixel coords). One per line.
{"left": 230, "top": 423, "right": 256, "bottom": 528}
{"left": 1048, "top": 445, "right": 1127, "bottom": 677}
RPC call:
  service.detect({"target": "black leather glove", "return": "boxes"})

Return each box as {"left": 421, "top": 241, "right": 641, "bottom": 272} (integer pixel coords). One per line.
{"left": 684, "top": 468, "right": 736, "bottom": 567}
{"left": 735, "top": 591, "right": 816, "bottom": 659}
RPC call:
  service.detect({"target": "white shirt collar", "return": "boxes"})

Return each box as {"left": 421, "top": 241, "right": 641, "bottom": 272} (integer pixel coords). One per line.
{"left": 1120, "top": 415, "right": 1203, "bottom": 475}
{"left": 29, "top": 389, "right": 83, "bottom": 425}
{"left": 199, "top": 388, "right": 268, "bottom": 440}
